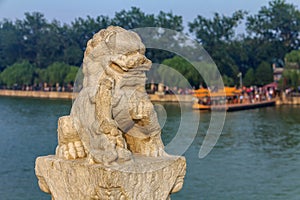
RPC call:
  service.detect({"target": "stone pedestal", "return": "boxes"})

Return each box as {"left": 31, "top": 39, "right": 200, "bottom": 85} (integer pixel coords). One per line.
{"left": 35, "top": 155, "right": 186, "bottom": 200}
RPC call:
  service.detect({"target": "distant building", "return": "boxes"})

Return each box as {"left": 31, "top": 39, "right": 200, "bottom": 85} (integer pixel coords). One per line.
{"left": 272, "top": 63, "right": 284, "bottom": 83}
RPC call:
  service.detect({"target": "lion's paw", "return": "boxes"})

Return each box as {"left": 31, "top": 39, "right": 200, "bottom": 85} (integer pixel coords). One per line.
{"left": 56, "top": 141, "right": 86, "bottom": 160}
{"left": 116, "top": 147, "right": 132, "bottom": 162}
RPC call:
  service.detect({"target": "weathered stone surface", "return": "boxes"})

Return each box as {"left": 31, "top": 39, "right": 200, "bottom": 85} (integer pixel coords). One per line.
{"left": 36, "top": 155, "right": 186, "bottom": 200}
{"left": 54, "top": 26, "right": 166, "bottom": 165}
{"left": 35, "top": 26, "right": 186, "bottom": 200}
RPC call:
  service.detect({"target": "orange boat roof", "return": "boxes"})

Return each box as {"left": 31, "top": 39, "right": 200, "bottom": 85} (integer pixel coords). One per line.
{"left": 193, "top": 87, "right": 241, "bottom": 97}
{"left": 211, "top": 87, "right": 241, "bottom": 97}
{"left": 194, "top": 88, "right": 209, "bottom": 93}
{"left": 193, "top": 88, "right": 209, "bottom": 97}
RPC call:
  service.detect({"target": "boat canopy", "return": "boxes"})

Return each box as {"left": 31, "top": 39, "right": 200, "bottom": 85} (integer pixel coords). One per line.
{"left": 193, "top": 87, "right": 241, "bottom": 98}
{"left": 193, "top": 88, "right": 209, "bottom": 97}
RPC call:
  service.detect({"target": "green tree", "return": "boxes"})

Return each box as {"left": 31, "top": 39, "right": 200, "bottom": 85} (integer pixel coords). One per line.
{"left": 222, "top": 75, "right": 235, "bottom": 87}
{"left": 290, "top": 71, "right": 300, "bottom": 88}
{"left": 158, "top": 65, "right": 182, "bottom": 88}
{"left": 0, "top": 12, "right": 85, "bottom": 69}
{"left": 18, "top": 12, "right": 50, "bottom": 68}
{"left": 0, "top": 72, "right": 3, "bottom": 85}
{"left": 112, "top": 7, "right": 155, "bottom": 29}
{"left": 45, "top": 62, "right": 74, "bottom": 85}
{"left": 243, "top": 68, "right": 255, "bottom": 86}
{"left": 281, "top": 69, "right": 300, "bottom": 89}
{"left": 112, "top": 7, "right": 183, "bottom": 31}
{"left": 285, "top": 50, "right": 300, "bottom": 69}
{"left": 47, "top": 63, "right": 67, "bottom": 85}
{"left": 71, "top": 15, "right": 111, "bottom": 52}
{"left": 64, "top": 66, "right": 79, "bottom": 84}
{"left": 246, "top": 0, "right": 300, "bottom": 61}
{"left": 0, "top": 19, "right": 24, "bottom": 70}
{"left": 112, "top": 7, "right": 183, "bottom": 64}
{"left": 255, "top": 61, "right": 273, "bottom": 86}
{"left": 189, "top": 11, "right": 246, "bottom": 78}
{"left": 285, "top": 50, "right": 300, "bottom": 63}
{"left": 226, "top": 40, "right": 249, "bottom": 75}
{"left": 0, "top": 61, "right": 35, "bottom": 87}
{"left": 160, "top": 56, "right": 201, "bottom": 87}
{"left": 34, "top": 68, "right": 47, "bottom": 84}
{"left": 155, "top": 11, "right": 183, "bottom": 31}
{"left": 189, "top": 11, "right": 246, "bottom": 46}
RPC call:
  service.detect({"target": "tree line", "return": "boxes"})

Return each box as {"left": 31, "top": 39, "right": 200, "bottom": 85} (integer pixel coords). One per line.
{"left": 0, "top": 0, "right": 299, "bottom": 90}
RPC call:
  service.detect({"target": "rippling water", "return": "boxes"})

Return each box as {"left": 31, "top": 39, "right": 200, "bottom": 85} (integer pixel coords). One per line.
{"left": 0, "top": 97, "right": 299, "bottom": 200}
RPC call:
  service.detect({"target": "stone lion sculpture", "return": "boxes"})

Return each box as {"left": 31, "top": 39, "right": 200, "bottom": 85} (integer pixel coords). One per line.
{"left": 56, "top": 26, "right": 166, "bottom": 165}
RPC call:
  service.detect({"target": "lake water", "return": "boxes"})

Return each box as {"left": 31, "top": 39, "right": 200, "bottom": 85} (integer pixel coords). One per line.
{"left": 0, "top": 96, "right": 300, "bottom": 200}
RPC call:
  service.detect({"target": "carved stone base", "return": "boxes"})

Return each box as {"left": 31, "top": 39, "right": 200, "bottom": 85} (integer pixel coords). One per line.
{"left": 35, "top": 155, "right": 186, "bottom": 200}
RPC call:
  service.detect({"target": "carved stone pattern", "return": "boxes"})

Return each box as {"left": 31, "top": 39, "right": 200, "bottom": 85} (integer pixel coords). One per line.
{"left": 36, "top": 156, "right": 186, "bottom": 200}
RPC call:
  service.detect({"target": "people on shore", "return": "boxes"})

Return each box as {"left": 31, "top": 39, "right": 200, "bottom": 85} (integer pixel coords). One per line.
{"left": 0, "top": 82, "right": 74, "bottom": 92}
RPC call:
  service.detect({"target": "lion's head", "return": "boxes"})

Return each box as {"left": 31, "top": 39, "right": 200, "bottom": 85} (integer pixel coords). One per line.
{"left": 84, "top": 26, "right": 151, "bottom": 72}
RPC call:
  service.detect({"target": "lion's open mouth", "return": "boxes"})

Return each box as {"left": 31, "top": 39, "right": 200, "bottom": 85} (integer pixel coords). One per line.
{"left": 110, "top": 52, "right": 152, "bottom": 73}
{"left": 110, "top": 62, "right": 128, "bottom": 73}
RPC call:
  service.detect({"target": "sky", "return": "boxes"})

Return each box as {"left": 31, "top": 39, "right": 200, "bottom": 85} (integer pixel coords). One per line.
{"left": 0, "top": 0, "right": 299, "bottom": 31}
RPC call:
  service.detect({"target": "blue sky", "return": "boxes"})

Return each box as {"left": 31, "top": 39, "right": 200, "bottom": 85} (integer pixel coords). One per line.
{"left": 0, "top": 0, "right": 299, "bottom": 30}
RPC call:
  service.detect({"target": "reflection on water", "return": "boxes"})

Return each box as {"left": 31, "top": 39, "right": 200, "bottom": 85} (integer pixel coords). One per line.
{"left": 0, "top": 97, "right": 299, "bottom": 200}
{"left": 0, "top": 97, "right": 71, "bottom": 200}
{"left": 174, "top": 105, "right": 300, "bottom": 200}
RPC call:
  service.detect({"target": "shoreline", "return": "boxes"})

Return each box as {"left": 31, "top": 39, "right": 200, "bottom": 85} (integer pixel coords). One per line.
{"left": 1, "top": 89, "right": 300, "bottom": 105}
{"left": 0, "top": 89, "right": 74, "bottom": 100}
{"left": 0, "top": 89, "right": 194, "bottom": 103}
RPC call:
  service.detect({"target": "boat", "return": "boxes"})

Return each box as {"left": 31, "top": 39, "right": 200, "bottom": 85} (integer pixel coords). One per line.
{"left": 192, "top": 88, "right": 211, "bottom": 110}
{"left": 192, "top": 87, "right": 276, "bottom": 112}
{"left": 210, "top": 100, "right": 276, "bottom": 112}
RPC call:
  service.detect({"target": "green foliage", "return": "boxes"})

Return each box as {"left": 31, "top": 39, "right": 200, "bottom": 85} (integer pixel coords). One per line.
{"left": 159, "top": 55, "right": 225, "bottom": 88}
{"left": 111, "top": 7, "right": 183, "bottom": 31}
{"left": 34, "top": 68, "right": 47, "bottom": 84}
{"left": 0, "top": 61, "right": 35, "bottom": 87}
{"left": 0, "top": 19, "right": 24, "bottom": 69}
{"left": 155, "top": 11, "right": 183, "bottom": 31}
{"left": 282, "top": 69, "right": 300, "bottom": 89}
{"left": 246, "top": 0, "right": 300, "bottom": 61}
{"left": 222, "top": 75, "right": 235, "bottom": 87}
{"left": 193, "top": 61, "right": 222, "bottom": 87}
{"left": 71, "top": 15, "right": 111, "bottom": 54}
{"left": 160, "top": 56, "right": 201, "bottom": 87}
{"left": 0, "top": 72, "right": 2, "bottom": 85}
{"left": 243, "top": 68, "right": 255, "bottom": 86}
{"left": 285, "top": 50, "right": 300, "bottom": 67}
{"left": 0, "top": 4, "right": 300, "bottom": 88}
{"left": 111, "top": 7, "right": 183, "bottom": 63}
{"left": 44, "top": 62, "right": 78, "bottom": 85}
{"left": 189, "top": 10, "right": 246, "bottom": 45}
{"left": 157, "top": 66, "right": 184, "bottom": 88}
{"left": 188, "top": 10, "right": 246, "bottom": 78}
{"left": 112, "top": 7, "right": 155, "bottom": 29}
{"left": 64, "top": 66, "right": 79, "bottom": 84}
{"left": 255, "top": 62, "right": 273, "bottom": 86}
